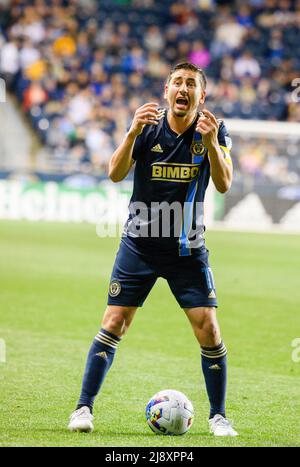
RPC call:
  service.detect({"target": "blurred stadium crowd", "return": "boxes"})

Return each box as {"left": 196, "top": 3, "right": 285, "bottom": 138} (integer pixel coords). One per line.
{"left": 0, "top": 0, "right": 300, "bottom": 177}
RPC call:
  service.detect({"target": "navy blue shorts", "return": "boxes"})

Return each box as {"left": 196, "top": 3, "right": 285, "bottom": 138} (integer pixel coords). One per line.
{"left": 107, "top": 237, "right": 218, "bottom": 309}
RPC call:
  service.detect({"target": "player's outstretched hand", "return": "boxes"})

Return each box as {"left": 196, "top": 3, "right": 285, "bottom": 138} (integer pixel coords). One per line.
{"left": 128, "top": 103, "right": 165, "bottom": 137}
{"left": 196, "top": 109, "right": 219, "bottom": 148}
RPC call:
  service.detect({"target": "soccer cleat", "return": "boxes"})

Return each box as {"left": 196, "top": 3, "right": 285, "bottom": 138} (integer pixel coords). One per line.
{"left": 209, "top": 414, "right": 238, "bottom": 437}
{"left": 68, "top": 406, "right": 94, "bottom": 433}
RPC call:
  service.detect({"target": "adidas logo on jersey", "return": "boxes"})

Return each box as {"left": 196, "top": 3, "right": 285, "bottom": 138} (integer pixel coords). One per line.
{"left": 151, "top": 144, "right": 164, "bottom": 153}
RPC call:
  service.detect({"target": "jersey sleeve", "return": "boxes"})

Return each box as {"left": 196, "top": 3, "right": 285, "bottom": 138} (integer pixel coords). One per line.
{"left": 217, "top": 120, "right": 233, "bottom": 166}
{"left": 131, "top": 131, "right": 145, "bottom": 162}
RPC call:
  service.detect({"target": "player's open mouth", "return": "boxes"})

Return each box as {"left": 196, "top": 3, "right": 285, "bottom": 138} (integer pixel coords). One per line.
{"left": 175, "top": 97, "right": 188, "bottom": 108}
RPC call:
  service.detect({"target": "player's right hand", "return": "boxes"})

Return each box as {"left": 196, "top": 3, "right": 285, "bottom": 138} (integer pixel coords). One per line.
{"left": 128, "top": 103, "right": 164, "bottom": 137}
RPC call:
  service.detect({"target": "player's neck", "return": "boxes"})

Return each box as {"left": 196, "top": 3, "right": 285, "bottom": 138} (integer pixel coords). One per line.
{"left": 167, "top": 110, "right": 197, "bottom": 136}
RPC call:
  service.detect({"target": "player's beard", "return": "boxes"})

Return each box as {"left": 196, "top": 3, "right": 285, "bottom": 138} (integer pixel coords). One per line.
{"left": 171, "top": 104, "right": 190, "bottom": 117}
{"left": 172, "top": 105, "right": 198, "bottom": 119}
{"left": 173, "top": 109, "right": 187, "bottom": 117}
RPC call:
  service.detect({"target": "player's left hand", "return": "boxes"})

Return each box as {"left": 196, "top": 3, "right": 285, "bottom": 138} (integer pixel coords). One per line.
{"left": 195, "top": 109, "right": 219, "bottom": 148}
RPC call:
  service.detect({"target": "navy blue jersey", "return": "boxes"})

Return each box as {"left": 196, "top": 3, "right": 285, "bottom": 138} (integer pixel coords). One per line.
{"left": 123, "top": 112, "right": 232, "bottom": 256}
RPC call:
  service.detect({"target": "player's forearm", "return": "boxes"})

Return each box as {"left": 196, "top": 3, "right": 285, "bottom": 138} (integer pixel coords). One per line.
{"left": 108, "top": 132, "right": 136, "bottom": 183}
{"left": 207, "top": 143, "right": 232, "bottom": 193}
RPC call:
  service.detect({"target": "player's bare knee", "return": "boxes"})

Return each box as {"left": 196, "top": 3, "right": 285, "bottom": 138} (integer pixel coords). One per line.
{"left": 188, "top": 307, "right": 217, "bottom": 329}
{"left": 106, "top": 315, "right": 126, "bottom": 336}
{"left": 203, "top": 321, "right": 220, "bottom": 341}
{"left": 190, "top": 308, "right": 220, "bottom": 344}
{"left": 102, "top": 306, "right": 136, "bottom": 337}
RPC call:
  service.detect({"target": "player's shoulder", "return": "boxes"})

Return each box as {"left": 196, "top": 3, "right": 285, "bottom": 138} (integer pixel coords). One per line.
{"left": 138, "top": 117, "right": 164, "bottom": 143}
{"left": 132, "top": 119, "right": 164, "bottom": 161}
{"left": 216, "top": 118, "right": 232, "bottom": 150}
{"left": 143, "top": 121, "right": 162, "bottom": 137}
{"left": 217, "top": 118, "right": 229, "bottom": 135}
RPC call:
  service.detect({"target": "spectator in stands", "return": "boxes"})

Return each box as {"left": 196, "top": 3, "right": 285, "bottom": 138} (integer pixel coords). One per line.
{"left": 233, "top": 51, "right": 261, "bottom": 81}
{"left": 188, "top": 40, "right": 211, "bottom": 69}
{"left": 236, "top": 4, "right": 254, "bottom": 28}
{"left": 143, "top": 25, "right": 165, "bottom": 53}
{"left": 267, "top": 29, "right": 284, "bottom": 64}
{"left": 19, "top": 38, "right": 41, "bottom": 71}
{"left": 211, "top": 15, "right": 246, "bottom": 58}
{"left": 67, "top": 88, "right": 93, "bottom": 126}
{"left": 0, "top": 37, "right": 19, "bottom": 87}
{"left": 23, "top": 81, "right": 48, "bottom": 111}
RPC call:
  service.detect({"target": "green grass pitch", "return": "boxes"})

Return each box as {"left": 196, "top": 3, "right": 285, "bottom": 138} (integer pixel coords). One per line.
{"left": 0, "top": 220, "right": 299, "bottom": 447}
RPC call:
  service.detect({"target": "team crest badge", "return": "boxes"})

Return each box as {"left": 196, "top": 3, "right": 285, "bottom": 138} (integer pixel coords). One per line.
{"left": 109, "top": 280, "right": 121, "bottom": 297}
{"left": 191, "top": 141, "right": 206, "bottom": 156}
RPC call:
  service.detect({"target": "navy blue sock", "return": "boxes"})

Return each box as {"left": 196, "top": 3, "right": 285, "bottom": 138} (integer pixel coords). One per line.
{"left": 201, "top": 341, "right": 227, "bottom": 419}
{"left": 77, "top": 328, "right": 121, "bottom": 411}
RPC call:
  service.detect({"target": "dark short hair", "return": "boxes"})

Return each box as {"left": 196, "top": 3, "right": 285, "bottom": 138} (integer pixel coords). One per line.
{"left": 168, "top": 62, "right": 207, "bottom": 90}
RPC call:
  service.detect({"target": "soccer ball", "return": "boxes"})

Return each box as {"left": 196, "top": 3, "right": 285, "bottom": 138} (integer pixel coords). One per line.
{"left": 145, "top": 389, "right": 194, "bottom": 435}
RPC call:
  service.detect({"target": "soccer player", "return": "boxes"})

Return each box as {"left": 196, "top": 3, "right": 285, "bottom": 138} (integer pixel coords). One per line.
{"left": 68, "top": 62, "right": 238, "bottom": 436}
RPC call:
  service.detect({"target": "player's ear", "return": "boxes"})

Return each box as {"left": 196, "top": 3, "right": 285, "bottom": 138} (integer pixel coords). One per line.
{"left": 164, "top": 83, "right": 169, "bottom": 99}
{"left": 199, "top": 90, "right": 206, "bottom": 105}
